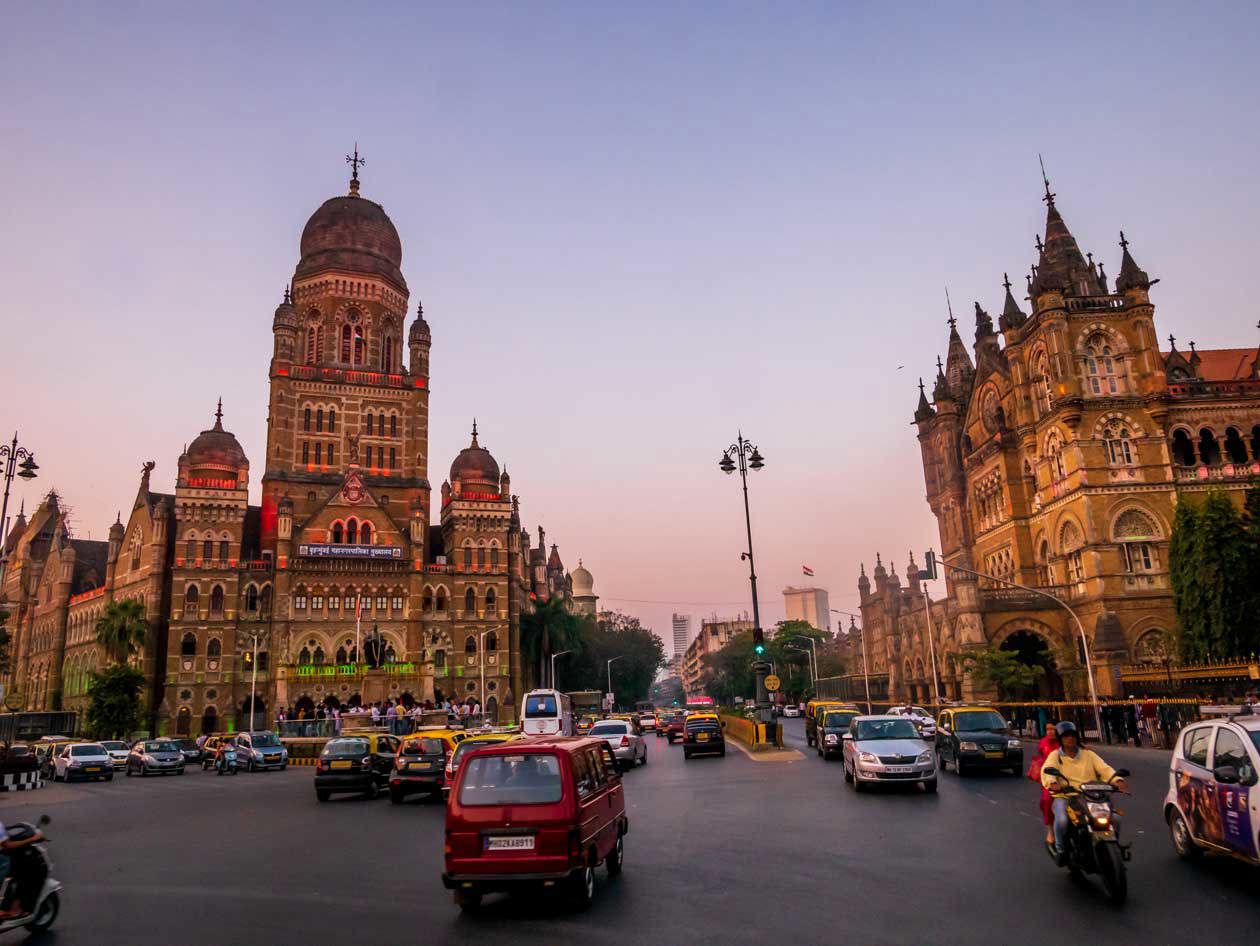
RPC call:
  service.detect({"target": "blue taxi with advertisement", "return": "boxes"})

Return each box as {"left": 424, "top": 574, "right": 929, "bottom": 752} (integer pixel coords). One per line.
{"left": 1165, "top": 713, "right": 1260, "bottom": 865}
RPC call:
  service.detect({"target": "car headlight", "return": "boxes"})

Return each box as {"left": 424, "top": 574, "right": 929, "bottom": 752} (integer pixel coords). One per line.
{"left": 858, "top": 751, "right": 880, "bottom": 765}
{"left": 917, "top": 751, "right": 933, "bottom": 764}
{"left": 959, "top": 741, "right": 979, "bottom": 751}
{"left": 825, "top": 734, "right": 838, "bottom": 745}
{"left": 1008, "top": 739, "right": 1021, "bottom": 749}
{"left": 281, "top": 750, "right": 288, "bottom": 759}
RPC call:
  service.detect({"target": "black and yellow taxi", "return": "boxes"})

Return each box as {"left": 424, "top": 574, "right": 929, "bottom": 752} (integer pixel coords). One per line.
{"left": 314, "top": 732, "right": 400, "bottom": 801}
{"left": 935, "top": 706, "right": 1023, "bottom": 776}
{"left": 805, "top": 701, "right": 860, "bottom": 748}
{"left": 682, "top": 714, "right": 725, "bottom": 759}
{"left": 815, "top": 707, "right": 862, "bottom": 760}
{"left": 389, "top": 735, "right": 448, "bottom": 803}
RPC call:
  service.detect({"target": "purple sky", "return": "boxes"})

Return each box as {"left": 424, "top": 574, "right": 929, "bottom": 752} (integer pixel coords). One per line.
{"left": 4, "top": 3, "right": 1259, "bottom": 656}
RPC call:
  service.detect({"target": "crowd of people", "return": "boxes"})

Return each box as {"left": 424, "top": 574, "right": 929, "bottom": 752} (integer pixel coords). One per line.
{"left": 1007, "top": 692, "right": 1258, "bottom": 750}
{"left": 271, "top": 697, "right": 487, "bottom": 736}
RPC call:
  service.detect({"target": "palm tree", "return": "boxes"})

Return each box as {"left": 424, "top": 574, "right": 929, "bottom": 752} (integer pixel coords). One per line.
{"left": 520, "top": 595, "right": 584, "bottom": 688}
{"left": 95, "top": 599, "right": 148, "bottom": 665}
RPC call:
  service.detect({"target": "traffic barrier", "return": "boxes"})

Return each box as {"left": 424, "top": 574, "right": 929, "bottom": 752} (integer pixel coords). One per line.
{"left": 0, "top": 771, "right": 43, "bottom": 792}
{"left": 286, "top": 757, "right": 318, "bottom": 767}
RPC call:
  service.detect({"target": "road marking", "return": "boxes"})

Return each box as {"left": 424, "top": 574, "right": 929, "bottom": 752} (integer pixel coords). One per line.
{"left": 725, "top": 738, "right": 804, "bottom": 763}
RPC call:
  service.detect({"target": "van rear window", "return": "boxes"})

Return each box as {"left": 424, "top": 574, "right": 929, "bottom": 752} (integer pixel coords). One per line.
{"left": 524, "top": 696, "right": 558, "bottom": 718}
{"left": 459, "top": 753, "right": 563, "bottom": 805}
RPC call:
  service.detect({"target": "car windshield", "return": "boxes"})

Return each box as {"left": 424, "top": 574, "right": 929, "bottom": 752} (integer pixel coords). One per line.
{"left": 1249, "top": 732, "right": 1260, "bottom": 755}
{"left": 145, "top": 741, "right": 178, "bottom": 753}
{"left": 855, "top": 719, "right": 920, "bottom": 741}
{"left": 71, "top": 744, "right": 105, "bottom": 757}
{"left": 99, "top": 741, "right": 127, "bottom": 751}
{"left": 452, "top": 738, "right": 510, "bottom": 765}
{"left": 954, "top": 711, "right": 1007, "bottom": 733}
{"left": 325, "top": 738, "right": 370, "bottom": 758}
{"left": 910, "top": 707, "right": 930, "bottom": 717}
{"left": 590, "top": 722, "right": 628, "bottom": 736}
{"left": 403, "top": 738, "right": 445, "bottom": 756}
{"left": 524, "top": 695, "right": 558, "bottom": 718}
{"left": 459, "top": 752, "right": 563, "bottom": 805}
{"left": 823, "top": 713, "right": 858, "bottom": 729}
{"left": 249, "top": 733, "right": 281, "bottom": 748}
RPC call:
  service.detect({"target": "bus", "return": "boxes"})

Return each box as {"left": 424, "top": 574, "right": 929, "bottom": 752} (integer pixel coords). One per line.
{"left": 685, "top": 695, "right": 716, "bottom": 713}
{"left": 520, "top": 689, "right": 574, "bottom": 737}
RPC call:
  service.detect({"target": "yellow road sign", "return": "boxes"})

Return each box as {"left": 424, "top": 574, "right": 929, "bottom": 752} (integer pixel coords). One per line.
{"left": 764, "top": 674, "right": 781, "bottom": 692}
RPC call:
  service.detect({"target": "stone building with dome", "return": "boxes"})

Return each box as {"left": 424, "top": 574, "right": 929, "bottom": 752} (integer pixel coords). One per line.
{"left": 850, "top": 179, "right": 1260, "bottom": 706}
{"left": 0, "top": 160, "right": 581, "bottom": 732}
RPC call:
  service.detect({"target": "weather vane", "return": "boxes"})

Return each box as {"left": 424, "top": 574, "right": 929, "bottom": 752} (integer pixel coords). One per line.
{"left": 1039, "top": 153, "right": 1055, "bottom": 205}
{"left": 346, "top": 143, "right": 365, "bottom": 194}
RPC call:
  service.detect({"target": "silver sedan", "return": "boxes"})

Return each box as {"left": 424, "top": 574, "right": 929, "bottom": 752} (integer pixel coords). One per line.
{"left": 842, "top": 715, "right": 936, "bottom": 793}
{"left": 588, "top": 719, "right": 647, "bottom": 770}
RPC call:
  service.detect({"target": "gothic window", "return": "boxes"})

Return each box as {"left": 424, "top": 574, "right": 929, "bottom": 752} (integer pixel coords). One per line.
{"left": 1171, "top": 428, "right": 1196, "bottom": 466}
{"left": 328, "top": 409, "right": 336, "bottom": 433}
{"left": 477, "top": 546, "right": 486, "bottom": 568}
{"left": 464, "top": 546, "right": 472, "bottom": 568}
{"left": 436, "top": 589, "right": 447, "bottom": 612}
{"left": 353, "top": 326, "right": 365, "bottom": 365}
{"left": 383, "top": 336, "right": 394, "bottom": 372}
{"left": 328, "top": 443, "right": 336, "bottom": 467}
{"left": 389, "top": 447, "right": 396, "bottom": 470}
{"left": 390, "top": 414, "right": 397, "bottom": 437}
{"left": 210, "top": 585, "right": 225, "bottom": 616}
{"left": 186, "top": 538, "right": 196, "bottom": 561}
{"left": 299, "top": 646, "right": 311, "bottom": 664}
{"left": 260, "top": 585, "right": 272, "bottom": 614}
{"left": 302, "top": 441, "right": 309, "bottom": 464}
{"left": 219, "top": 540, "right": 229, "bottom": 562}
{"left": 340, "top": 324, "right": 352, "bottom": 363}
{"left": 315, "top": 443, "right": 322, "bottom": 465}
{"left": 485, "top": 587, "right": 496, "bottom": 612}
{"left": 316, "top": 408, "right": 324, "bottom": 432}
{"left": 203, "top": 539, "right": 213, "bottom": 561}
{"left": 485, "top": 631, "right": 498, "bottom": 651}
{"left": 306, "top": 327, "right": 317, "bottom": 364}
{"left": 130, "top": 534, "right": 142, "bottom": 570}
{"left": 465, "top": 634, "right": 477, "bottom": 654}
{"left": 1035, "top": 539, "right": 1051, "bottom": 587}
{"left": 245, "top": 585, "right": 259, "bottom": 612}
{"left": 464, "top": 587, "right": 477, "bottom": 613}
{"left": 491, "top": 546, "right": 499, "bottom": 568}
{"left": 422, "top": 588, "right": 434, "bottom": 611}
{"left": 184, "top": 585, "right": 199, "bottom": 611}
{"left": 360, "top": 522, "right": 372, "bottom": 545}
{"left": 1084, "top": 334, "right": 1124, "bottom": 395}
{"left": 181, "top": 632, "right": 196, "bottom": 657}
{"left": 1103, "top": 421, "right": 1134, "bottom": 466}
{"left": 1198, "top": 428, "right": 1222, "bottom": 466}
{"left": 1045, "top": 430, "right": 1067, "bottom": 482}
{"left": 313, "top": 646, "right": 326, "bottom": 665}
{"left": 1113, "top": 508, "right": 1161, "bottom": 573}
{"left": 434, "top": 649, "right": 446, "bottom": 670}
{"left": 346, "top": 519, "right": 358, "bottom": 544}
{"left": 366, "top": 414, "right": 374, "bottom": 436}
{"left": 1032, "top": 351, "right": 1052, "bottom": 417}
{"left": 1224, "top": 427, "right": 1249, "bottom": 464}
{"left": 304, "top": 408, "right": 311, "bottom": 432}
{"left": 332, "top": 522, "right": 343, "bottom": 544}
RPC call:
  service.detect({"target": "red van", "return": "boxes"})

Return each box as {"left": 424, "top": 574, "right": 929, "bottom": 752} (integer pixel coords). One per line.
{"left": 442, "top": 736, "right": 628, "bottom": 911}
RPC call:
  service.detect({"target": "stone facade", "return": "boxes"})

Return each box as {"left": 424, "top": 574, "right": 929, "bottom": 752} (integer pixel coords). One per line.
{"left": 856, "top": 182, "right": 1260, "bottom": 704}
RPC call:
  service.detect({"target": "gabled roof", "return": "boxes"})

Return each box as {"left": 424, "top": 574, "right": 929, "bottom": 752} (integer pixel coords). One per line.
{"left": 1160, "top": 347, "right": 1258, "bottom": 382}
{"left": 70, "top": 539, "right": 109, "bottom": 595}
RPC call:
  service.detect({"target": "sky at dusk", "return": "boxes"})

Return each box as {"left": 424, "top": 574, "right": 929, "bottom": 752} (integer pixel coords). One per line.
{"left": 4, "top": 2, "right": 1259, "bottom": 656}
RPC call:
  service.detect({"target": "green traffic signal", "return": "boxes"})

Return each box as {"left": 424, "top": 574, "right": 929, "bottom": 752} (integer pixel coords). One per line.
{"left": 754, "top": 643, "right": 766, "bottom": 655}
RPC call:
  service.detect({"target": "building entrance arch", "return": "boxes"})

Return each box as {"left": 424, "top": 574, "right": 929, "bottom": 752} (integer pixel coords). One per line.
{"left": 998, "top": 629, "right": 1063, "bottom": 700}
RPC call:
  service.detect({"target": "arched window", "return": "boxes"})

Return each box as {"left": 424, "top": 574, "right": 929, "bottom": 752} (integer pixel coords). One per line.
{"left": 1045, "top": 430, "right": 1067, "bottom": 482}
{"left": 201, "top": 705, "right": 218, "bottom": 735}
{"left": 422, "top": 587, "right": 434, "bottom": 611}
{"left": 383, "top": 336, "right": 394, "bottom": 372}
{"left": 1114, "top": 508, "right": 1162, "bottom": 574}
{"left": 1103, "top": 421, "right": 1134, "bottom": 466}
{"left": 306, "top": 327, "right": 317, "bottom": 364}
{"left": 207, "top": 638, "right": 221, "bottom": 660}
{"left": 434, "top": 649, "right": 446, "bottom": 670}
{"left": 298, "top": 646, "right": 311, "bottom": 664}
{"left": 465, "top": 635, "right": 477, "bottom": 654}
{"left": 346, "top": 519, "right": 358, "bottom": 544}
{"left": 1035, "top": 539, "right": 1051, "bottom": 587}
{"left": 340, "top": 324, "right": 352, "bottom": 362}
{"left": 218, "top": 540, "right": 229, "bottom": 562}
{"left": 316, "top": 408, "right": 324, "bottom": 432}
{"left": 186, "top": 537, "right": 196, "bottom": 561}
{"left": 366, "top": 413, "right": 374, "bottom": 436}
{"left": 477, "top": 546, "right": 486, "bottom": 568}
{"left": 328, "top": 409, "right": 336, "bottom": 433}
{"left": 210, "top": 585, "right": 225, "bottom": 616}
{"left": 353, "top": 326, "right": 365, "bottom": 365}
{"left": 336, "top": 646, "right": 347, "bottom": 664}
{"left": 490, "top": 546, "right": 499, "bottom": 568}
{"left": 464, "top": 587, "right": 477, "bottom": 613}
{"left": 203, "top": 539, "right": 213, "bottom": 561}
{"left": 1224, "top": 427, "right": 1249, "bottom": 464}
{"left": 184, "top": 585, "right": 199, "bottom": 611}
{"left": 130, "top": 534, "right": 142, "bottom": 570}
{"left": 313, "top": 646, "right": 326, "bottom": 665}
{"left": 245, "top": 585, "right": 259, "bottom": 612}
{"left": 260, "top": 585, "right": 272, "bottom": 614}
{"left": 485, "top": 587, "right": 496, "bottom": 611}
{"left": 1032, "top": 350, "right": 1052, "bottom": 417}
{"left": 436, "top": 589, "right": 447, "bottom": 611}
{"left": 485, "top": 630, "right": 498, "bottom": 651}
{"left": 1060, "top": 521, "right": 1085, "bottom": 585}
{"left": 359, "top": 522, "right": 372, "bottom": 545}
{"left": 1199, "top": 428, "right": 1222, "bottom": 466}
{"left": 390, "top": 414, "right": 397, "bottom": 437}
{"left": 464, "top": 546, "right": 472, "bottom": 568}
{"left": 1084, "top": 334, "right": 1123, "bottom": 395}
{"left": 304, "top": 407, "right": 311, "bottom": 431}
{"left": 332, "top": 522, "right": 343, "bottom": 544}
{"left": 180, "top": 632, "right": 197, "bottom": 657}
{"left": 1171, "top": 428, "right": 1196, "bottom": 466}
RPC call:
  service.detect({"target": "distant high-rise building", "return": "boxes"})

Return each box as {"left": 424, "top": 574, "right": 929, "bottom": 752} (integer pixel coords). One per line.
{"left": 782, "top": 586, "right": 831, "bottom": 631}
{"left": 671, "top": 613, "right": 691, "bottom": 659}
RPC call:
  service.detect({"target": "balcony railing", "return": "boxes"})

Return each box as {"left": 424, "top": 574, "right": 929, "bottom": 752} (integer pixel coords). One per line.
{"left": 284, "top": 364, "right": 414, "bottom": 389}
{"left": 1173, "top": 460, "right": 1260, "bottom": 483}
{"left": 978, "top": 584, "right": 1076, "bottom": 611}
{"left": 1168, "top": 378, "right": 1260, "bottom": 398}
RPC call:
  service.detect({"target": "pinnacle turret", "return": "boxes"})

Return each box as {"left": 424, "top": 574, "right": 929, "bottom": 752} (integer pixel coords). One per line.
{"left": 1115, "top": 231, "right": 1154, "bottom": 293}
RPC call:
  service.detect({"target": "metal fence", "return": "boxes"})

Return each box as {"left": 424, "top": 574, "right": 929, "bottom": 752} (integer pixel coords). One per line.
{"left": 0, "top": 712, "right": 77, "bottom": 744}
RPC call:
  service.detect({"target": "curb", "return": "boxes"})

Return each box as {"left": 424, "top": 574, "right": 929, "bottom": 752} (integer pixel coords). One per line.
{"left": 287, "top": 758, "right": 318, "bottom": 766}
{"left": 0, "top": 772, "right": 44, "bottom": 792}
{"left": 725, "top": 738, "right": 804, "bottom": 763}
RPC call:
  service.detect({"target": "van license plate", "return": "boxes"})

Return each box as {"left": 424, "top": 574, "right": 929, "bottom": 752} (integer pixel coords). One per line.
{"left": 485, "top": 836, "right": 534, "bottom": 851}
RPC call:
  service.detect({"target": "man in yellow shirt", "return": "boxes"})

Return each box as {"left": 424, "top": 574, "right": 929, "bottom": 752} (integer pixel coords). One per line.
{"left": 1040, "top": 721, "right": 1128, "bottom": 865}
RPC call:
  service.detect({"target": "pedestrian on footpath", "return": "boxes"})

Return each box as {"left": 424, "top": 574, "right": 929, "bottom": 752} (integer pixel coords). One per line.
{"left": 1027, "top": 721, "right": 1059, "bottom": 845}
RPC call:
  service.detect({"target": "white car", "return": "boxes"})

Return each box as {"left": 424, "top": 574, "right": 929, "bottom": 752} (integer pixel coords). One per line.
{"left": 888, "top": 705, "right": 937, "bottom": 738}
{"left": 588, "top": 719, "right": 647, "bottom": 770}
{"left": 54, "top": 742, "right": 115, "bottom": 782}
{"left": 1165, "top": 714, "right": 1260, "bottom": 864}
{"left": 98, "top": 740, "right": 130, "bottom": 770}
{"left": 782, "top": 705, "right": 802, "bottom": 718}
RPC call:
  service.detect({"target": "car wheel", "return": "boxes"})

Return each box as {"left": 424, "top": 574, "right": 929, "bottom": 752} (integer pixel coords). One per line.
{"left": 683, "top": 749, "right": 692, "bottom": 760}
{"left": 454, "top": 889, "right": 482, "bottom": 912}
{"left": 569, "top": 865, "right": 596, "bottom": 910}
{"left": 718, "top": 748, "right": 725, "bottom": 757}
{"left": 606, "top": 835, "right": 624, "bottom": 877}
{"left": 853, "top": 772, "right": 866, "bottom": 793}
{"left": 1169, "top": 810, "right": 1201, "bottom": 859}
{"left": 390, "top": 787, "right": 403, "bottom": 804}
{"left": 843, "top": 762, "right": 853, "bottom": 784}
{"left": 316, "top": 789, "right": 331, "bottom": 802}
{"left": 922, "top": 777, "right": 938, "bottom": 794}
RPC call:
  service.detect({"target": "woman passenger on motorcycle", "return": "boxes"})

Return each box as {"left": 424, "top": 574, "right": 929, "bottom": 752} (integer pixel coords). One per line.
{"left": 1028, "top": 722, "right": 1060, "bottom": 845}
{"left": 1039, "top": 721, "right": 1128, "bottom": 866}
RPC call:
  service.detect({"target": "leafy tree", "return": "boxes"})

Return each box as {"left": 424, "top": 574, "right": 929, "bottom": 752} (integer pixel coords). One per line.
{"left": 94, "top": 599, "right": 148, "bottom": 664}
{"left": 960, "top": 645, "right": 1046, "bottom": 700}
{"left": 563, "top": 612, "right": 664, "bottom": 707}
{"left": 520, "top": 595, "right": 586, "bottom": 689}
{"left": 84, "top": 664, "right": 146, "bottom": 739}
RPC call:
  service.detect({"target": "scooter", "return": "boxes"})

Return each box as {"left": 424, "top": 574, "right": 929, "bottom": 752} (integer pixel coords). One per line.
{"left": 0, "top": 815, "right": 61, "bottom": 936}
{"left": 215, "top": 747, "right": 239, "bottom": 776}
{"left": 1042, "top": 765, "right": 1132, "bottom": 905}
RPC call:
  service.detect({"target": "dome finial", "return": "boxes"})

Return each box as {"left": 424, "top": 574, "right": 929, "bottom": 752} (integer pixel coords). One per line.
{"left": 471, "top": 418, "right": 479, "bottom": 446}
{"left": 945, "top": 286, "right": 956, "bottom": 330}
{"left": 214, "top": 397, "right": 223, "bottom": 430}
{"left": 1039, "top": 153, "right": 1055, "bottom": 207}
{"left": 346, "top": 143, "right": 365, "bottom": 197}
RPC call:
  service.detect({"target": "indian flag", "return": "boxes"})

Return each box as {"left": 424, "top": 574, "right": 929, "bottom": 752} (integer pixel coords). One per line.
{"left": 802, "top": 565, "right": 814, "bottom": 577}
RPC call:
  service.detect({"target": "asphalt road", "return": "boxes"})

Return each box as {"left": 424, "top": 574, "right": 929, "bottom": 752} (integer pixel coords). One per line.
{"left": 4, "top": 722, "right": 1258, "bottom": 946}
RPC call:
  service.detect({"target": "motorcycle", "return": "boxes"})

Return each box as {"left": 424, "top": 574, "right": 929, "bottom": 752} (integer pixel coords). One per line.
{"left": 0, "top": 815, "right": 61, "bottom": 936}
{"left": 215, "top": 748, "right": 239, "bottom": 776}
{"left": 1042, "top": 765, "right": 1131, "bottom": 905}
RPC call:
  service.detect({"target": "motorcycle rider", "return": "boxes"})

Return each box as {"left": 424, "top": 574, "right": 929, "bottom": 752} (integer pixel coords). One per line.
{"left": 215, "top": 738, "right": 236, "bottom": 774}
{"left": 1040, "top": 720, "right": 1128, "bottom": 866}
{"left": 0, "top": 819, "right": 45, "bottom": 920}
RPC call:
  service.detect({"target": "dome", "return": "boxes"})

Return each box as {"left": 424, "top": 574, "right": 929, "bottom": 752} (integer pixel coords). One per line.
{"left": 450, "top": 421, "right": 500, "bottom": 489}
{"left": 571, "top": 560, "right": 594, "bottom": 596}
{"left": 186, "top": 401, "right": 248, "bottom": 473}
{"left": 294, "top": 189, "right": 406, "bottom": 292}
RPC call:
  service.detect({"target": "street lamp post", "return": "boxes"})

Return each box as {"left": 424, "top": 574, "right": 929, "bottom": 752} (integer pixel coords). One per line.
{"left": 606, "top": 655, "right": 625, "bottom": 712}
{"left": 0, "top": 433, "right": 38, "bottom": 584}
{"left": 246, "top": 630, "right": 262, "bottom": 732}
{"left": 785, "top": 639, "right": 817, "bottom": 691}
{"left": 833, "top": 610, "right": 872, "bottom": 714}
{"left": 920, "top": 584, "right": 943, "bottom": 707}
{"left": 719, "top": 433, "right": 767, "bottom": 717}
{"left": 550, "top": 649, "right": 572, "bottom": 690}
{"left": 480, "top": 629, "right": 493, "bottom": 722}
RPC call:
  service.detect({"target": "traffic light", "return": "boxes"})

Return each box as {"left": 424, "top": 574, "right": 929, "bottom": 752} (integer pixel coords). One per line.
{"left": 921, "top": 550, "right": 938, "bottom": 581}
{"left": 752, "top": 627, "right": 766, "bottom": 656}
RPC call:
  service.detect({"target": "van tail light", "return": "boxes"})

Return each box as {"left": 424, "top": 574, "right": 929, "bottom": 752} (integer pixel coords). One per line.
{"left": 619, "top": 736, "right": 629, "bottom": 748}
{"left": 567, "top": 826, "right": 581, "bottom": 860}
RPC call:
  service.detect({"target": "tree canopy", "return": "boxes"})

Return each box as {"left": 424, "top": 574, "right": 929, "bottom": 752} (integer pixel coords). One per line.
{"left": 95, "top": 599, "right": 148, "bottom": 665}
{"left": 960, "top": 645, "right": 1046, "bottom": 700}
{"left": 560, "top": 611, "right": 664, "bottom": 708}
{"left": 85, "top": 664, "right": 147, "bottom": 739}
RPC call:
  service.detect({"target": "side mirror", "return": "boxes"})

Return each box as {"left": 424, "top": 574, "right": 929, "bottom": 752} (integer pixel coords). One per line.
{"left": 1043, "top": 766, "right": 1062, "bottom": 779}
{"left": 1213, "top": 765, "right": 1240, "bottom": 785}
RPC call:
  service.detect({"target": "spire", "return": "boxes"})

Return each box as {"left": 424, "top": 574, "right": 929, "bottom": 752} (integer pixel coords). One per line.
{"left": 1030, "top": 167, "right": 1093, "bottom": 297}
{"left": 470, "top": 419, "right": 479, "bottom": 446}
{"left": 999, "top": 272, "right": 1026, "bottom": 330}
{"left": 1115, "top": 230, "right": 1153, "bottom": 292}
{"left": 945, "top": 287, "right": 957, "bottom": 330}
{"left": 945, "top": 300, "right": 974, "bottom": 399}
{"left": 214, "top": 398, "right": 224, "bottom": 431}
{"left": 283, "top": 285, "right": 292, "bottom": 305}
{"left": 346, "top": 143, "right": 364, "bottom": 197}
{"left": 932, "top": 354, "right": 951, "bottom": 401}
{"left": 915, "top": 377, "right": 935, "bottom": 422}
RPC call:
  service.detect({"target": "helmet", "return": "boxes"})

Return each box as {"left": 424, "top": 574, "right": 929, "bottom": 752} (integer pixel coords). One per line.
{"left": 1054, "top": 720, "right": 1079, "bottom": 741}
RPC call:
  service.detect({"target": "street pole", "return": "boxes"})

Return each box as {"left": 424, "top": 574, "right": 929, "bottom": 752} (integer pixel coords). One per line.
{"left": 480, "top": 629, "right": 492, "bottom": 722}
{"left": 719, "top": 434, "right": 767, "bottom": 718}
{"left": 550, "top": 649, "right": 571, "bottom": 691}
{"left": 936, "top": 555, "right": 1102, "bottom": 741}
{"left": 248, "top": 631, "right": 260, "bottom": 732}
{"left": 0, "top": 433, "right": 38, "bottom": 587}
{"left": 921, "top": 587, "right": 942, "bottom": 707}
{"left": 606, "top": 655, "right": 625, "bottom": 712}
